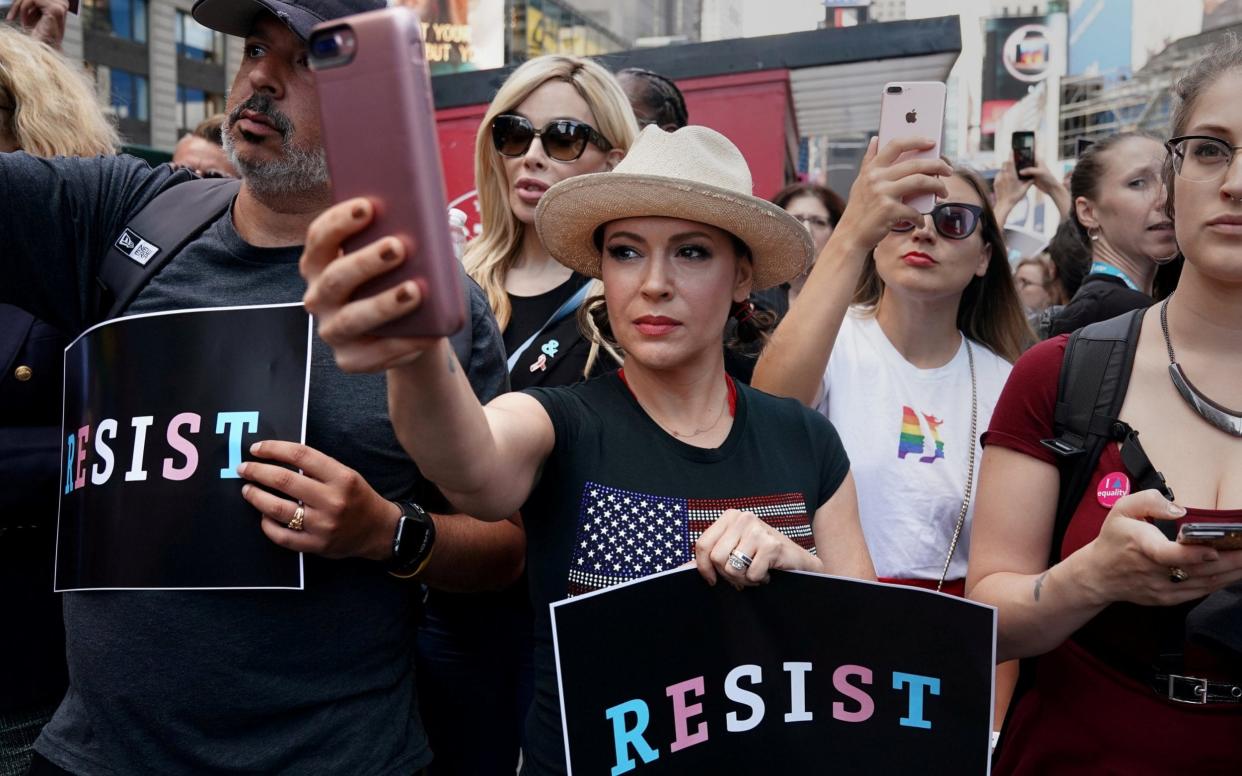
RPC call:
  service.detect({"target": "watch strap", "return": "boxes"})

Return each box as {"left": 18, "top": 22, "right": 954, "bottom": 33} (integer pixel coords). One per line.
{"left": 387, "top": 500, "right": 436, "bottom": 578}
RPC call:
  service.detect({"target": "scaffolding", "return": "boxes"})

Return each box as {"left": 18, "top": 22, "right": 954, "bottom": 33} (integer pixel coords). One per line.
{"left": 1059, "top": 23, "right": 1242, "bottom": 158}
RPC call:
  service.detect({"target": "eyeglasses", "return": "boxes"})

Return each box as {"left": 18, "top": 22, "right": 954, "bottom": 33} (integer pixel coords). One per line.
{"left": 891, "top": 202, "right": 985, "bottom": 240}
{"left": 790, "top": 213, "right": 832, "bottom": 229}
{"left": 1166, "top": 135, "right": 1242, "bottom": 182}
{"left": 491, "top": 114, "right": 613, "bottom": 162}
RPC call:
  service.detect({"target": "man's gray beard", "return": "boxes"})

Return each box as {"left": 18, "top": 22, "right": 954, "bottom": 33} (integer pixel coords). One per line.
{"left": 222, "top": 122, "right": 330, "bottom": 199}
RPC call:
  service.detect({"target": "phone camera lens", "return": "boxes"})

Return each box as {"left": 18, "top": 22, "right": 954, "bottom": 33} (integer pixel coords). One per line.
{"left": 886, "top": 86, "right": 903, "bottom": 94}
{"left": 311, "top": 33, "right": 340, "bottom": 59}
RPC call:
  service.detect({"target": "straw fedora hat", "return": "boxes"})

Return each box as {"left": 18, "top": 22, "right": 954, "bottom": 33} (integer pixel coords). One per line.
{"left": 534, "top": 125, "right": 814, "bottom": 290}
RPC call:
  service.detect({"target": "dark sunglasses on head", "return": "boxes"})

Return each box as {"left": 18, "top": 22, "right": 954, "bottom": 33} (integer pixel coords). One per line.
{"left": 891, "top": 202, "right": 985, "bottom": 240}
{"left": 491, "top": 114, "right": 613, "bottom": 162}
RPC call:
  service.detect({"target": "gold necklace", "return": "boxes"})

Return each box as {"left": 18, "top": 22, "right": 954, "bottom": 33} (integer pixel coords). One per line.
{"left": 638, "top": 388, "right": 730, "bottom": 439}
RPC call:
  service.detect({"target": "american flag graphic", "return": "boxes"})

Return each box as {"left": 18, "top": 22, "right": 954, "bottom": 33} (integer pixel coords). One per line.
{"left": 566, "top": 482, "right": 813, "bottom": 596}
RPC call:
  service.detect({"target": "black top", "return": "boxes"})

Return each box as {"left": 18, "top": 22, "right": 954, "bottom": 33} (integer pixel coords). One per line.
{"left": 1047, "top": 273, "right": 1153, "bottom": 338}
{"left": 519, "top": 374, "right": 850, "bottom": 775}
{"left": 505, "top": 272, "right": 611, "bottom": 390}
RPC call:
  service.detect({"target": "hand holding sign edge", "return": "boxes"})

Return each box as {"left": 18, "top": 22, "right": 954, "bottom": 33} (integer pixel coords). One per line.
{"left": 237, "top": 440, "right": 400, "bottom": 561}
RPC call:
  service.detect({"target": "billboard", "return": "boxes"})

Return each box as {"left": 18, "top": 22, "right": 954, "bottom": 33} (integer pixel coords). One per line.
{"left": 411, "top": 0, "right": 503, "bottom": 75}
{"left": 1068, "top": 0, "right": 1133, "bottom": 77}
{"left": 981, "top": 15, "right": 1060, "bottom": 141}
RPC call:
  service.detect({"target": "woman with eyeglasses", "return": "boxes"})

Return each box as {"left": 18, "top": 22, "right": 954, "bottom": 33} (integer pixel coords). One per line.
{"left": 754, "top": 140, "right": 1030, "bottom": 596}
{"left": 763, "top": 183, "right": 846, "bottom": 315}
{"left": 413, "top": 55, "right": 636, "bottom": 774}
{"left": 966, "top": 44, "right": 1242, "bottom": 774}
{"left": 1046, "top": 132, "right": 1178, "bottom": 337}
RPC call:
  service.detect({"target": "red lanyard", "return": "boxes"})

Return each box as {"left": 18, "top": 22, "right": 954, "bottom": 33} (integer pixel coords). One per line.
{"left": 616, "top": 368, "right": 737, "bottom": 418}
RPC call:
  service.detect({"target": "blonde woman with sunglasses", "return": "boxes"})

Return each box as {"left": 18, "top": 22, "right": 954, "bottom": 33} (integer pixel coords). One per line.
{"left": 465, "top": 55, "right": 637, "bottom": 388}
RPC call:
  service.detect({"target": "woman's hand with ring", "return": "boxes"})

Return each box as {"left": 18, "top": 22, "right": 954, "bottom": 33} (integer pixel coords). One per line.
{"left": 1071, "top": 490, "right": 1242, "bottom": 607}
{"left": 694, "top": 508, "right": 817, "bottom": 589}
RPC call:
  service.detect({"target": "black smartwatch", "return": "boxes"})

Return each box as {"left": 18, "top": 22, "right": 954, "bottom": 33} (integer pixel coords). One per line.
{"left": 389, "top": 500, "right": 436, "bottom": 577}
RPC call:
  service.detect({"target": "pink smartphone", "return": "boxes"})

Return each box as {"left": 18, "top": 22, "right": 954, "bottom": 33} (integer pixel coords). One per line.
{"left": 309, "top": 7, "right": 465, "bottom": 338}
{"left": 877, "top": 81, "right": 947, "bottom": 214}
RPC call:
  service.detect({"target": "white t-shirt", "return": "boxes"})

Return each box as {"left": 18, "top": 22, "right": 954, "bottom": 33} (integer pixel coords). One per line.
{"left": 814, "top": 310, "right": 1012, "bottom": 580}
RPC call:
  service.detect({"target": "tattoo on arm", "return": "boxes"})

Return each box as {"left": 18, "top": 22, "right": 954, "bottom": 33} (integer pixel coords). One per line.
{"left": 1033, "top": 571, "right": 1049, "bottom": 602}
{"left": 447, "top": 350, "right": 457, "bottom": 374}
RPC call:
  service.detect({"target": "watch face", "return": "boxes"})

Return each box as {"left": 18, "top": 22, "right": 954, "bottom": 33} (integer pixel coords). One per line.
{"left": 393, "top": 510, "right": 433, "bottom": 568}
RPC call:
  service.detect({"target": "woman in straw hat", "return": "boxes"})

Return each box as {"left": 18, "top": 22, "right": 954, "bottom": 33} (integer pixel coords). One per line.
{"left": 299, "top": 124, "right": 875, "bottom": 774}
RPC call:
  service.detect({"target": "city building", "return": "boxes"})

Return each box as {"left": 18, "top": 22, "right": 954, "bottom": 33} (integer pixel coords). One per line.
{"left": 58, "top": 0, "right": 240, "bottom": 153}
{"left": 1059, "top": 20, "right": 1242, "bottom": 157}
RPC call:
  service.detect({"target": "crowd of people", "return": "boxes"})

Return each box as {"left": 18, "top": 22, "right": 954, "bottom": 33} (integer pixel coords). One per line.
{"left": 1, "top": 0, "right": 1240, "bottom": 773}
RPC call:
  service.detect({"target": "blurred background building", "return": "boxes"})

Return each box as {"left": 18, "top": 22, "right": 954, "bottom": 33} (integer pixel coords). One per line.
{"left": 40, "top": 0, "right": 1242, "bottom": 179}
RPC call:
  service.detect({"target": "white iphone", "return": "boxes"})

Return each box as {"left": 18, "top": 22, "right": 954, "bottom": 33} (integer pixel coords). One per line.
{"left": 877, "top": 81, "right": 947, "bottom": 214}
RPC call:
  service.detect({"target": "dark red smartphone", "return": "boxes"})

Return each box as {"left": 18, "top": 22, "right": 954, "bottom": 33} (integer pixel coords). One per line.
{"left": 309, "top": 7, "right": 465, "bottom": 338}
{"left": 1012, "top": 131, "right": 1036, "bottom": 182}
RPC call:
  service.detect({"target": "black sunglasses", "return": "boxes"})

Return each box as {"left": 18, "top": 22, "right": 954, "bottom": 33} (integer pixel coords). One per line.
{"left": 491, "top": 114, "right": 613, "bottom": 162}
{"left": 891, "top": 202, "right": 985, "bottom": 240}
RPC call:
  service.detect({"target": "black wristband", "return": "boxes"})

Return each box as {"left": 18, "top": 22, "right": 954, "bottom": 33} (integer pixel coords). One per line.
{"left": 389, "top": 500, "right": 436, "bottom": 576}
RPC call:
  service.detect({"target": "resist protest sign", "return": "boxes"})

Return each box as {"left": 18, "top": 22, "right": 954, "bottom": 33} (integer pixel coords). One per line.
{"left": 551, "top": 568, "right": 995, "bottom": 775}
{"left": 55, "top": 304, "right": 311, "bottom": 591}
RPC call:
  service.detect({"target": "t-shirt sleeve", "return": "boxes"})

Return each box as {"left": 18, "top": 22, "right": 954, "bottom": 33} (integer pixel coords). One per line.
{"left": 0, "top": 152, "right": 187, "bottom": 333}
{"left": 802, "top": 406, "right": 850, "bottom": 508}
{"left": 523, "top": 383, "right": 586, "bottom": 455}
{"left": 980, "top": 335, "right": 1068, "bottom": 465}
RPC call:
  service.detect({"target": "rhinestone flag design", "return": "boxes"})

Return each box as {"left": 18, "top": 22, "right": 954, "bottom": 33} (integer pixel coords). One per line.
{"left": 566, "top": 482, "right": 814, "bottom": 596}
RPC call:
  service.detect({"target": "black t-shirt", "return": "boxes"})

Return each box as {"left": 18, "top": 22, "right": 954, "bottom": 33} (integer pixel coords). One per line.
{"left": 1048, "top": 273, "right": 1152, "bottom": 337}
{"left": 519, "top": 374, "right": 851, "bottom": 775}
{"left": 505, "top": 272, "right": 615, "bottom": 390}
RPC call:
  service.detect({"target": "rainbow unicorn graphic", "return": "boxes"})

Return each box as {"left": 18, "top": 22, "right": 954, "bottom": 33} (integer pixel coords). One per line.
{"left": 897, "top": 406, "right": 946, "bottom": 464}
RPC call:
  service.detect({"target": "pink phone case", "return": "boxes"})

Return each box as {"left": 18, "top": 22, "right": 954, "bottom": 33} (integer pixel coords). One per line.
{"left": 877, "top": 81, "right": 947, "bottom": 215}
{"left": 311, "top": 7, "right": 465, "bottom": 338}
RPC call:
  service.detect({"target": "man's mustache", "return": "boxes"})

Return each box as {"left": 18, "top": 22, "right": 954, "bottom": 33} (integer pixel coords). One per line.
{"left": 227, "top": 95, "right": 294, "bottom": 138}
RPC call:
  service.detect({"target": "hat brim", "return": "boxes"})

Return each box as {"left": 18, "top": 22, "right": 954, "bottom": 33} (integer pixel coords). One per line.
{"left": 192, "top": 0, "right": 324, "bottom": 39}
{"left": 535, "top": 173, "right": 814, "bottom": 291}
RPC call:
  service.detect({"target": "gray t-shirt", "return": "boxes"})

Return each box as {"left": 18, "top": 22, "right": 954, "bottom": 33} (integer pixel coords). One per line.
{"left": 0, "top": 152, "right": 507, "bottom": 775}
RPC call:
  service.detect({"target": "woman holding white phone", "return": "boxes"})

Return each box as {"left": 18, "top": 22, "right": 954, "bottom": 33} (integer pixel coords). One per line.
{"left": 751, "top": 137, "right": 1030, "bottom": 595}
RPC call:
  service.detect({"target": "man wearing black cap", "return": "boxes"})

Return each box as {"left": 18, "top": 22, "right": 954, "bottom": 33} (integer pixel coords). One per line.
{"left": 0, "top": 1, "right": 520, "bottom": 774}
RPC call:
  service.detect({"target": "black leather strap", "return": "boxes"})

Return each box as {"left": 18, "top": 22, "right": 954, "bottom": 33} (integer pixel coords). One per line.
{"left": 1152, "top": 673, "right": 1242, "bottom": 704}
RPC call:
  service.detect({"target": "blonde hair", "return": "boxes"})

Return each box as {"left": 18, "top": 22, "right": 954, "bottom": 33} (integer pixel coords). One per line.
{"left": 463, "top": 55, "right": 638, "bottom": 373}
{"left": 0, "top": 26, "right": 119, "bottom": 157}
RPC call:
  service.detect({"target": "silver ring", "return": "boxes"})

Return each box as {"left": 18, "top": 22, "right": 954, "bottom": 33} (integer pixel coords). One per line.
{"left": 1169, "top": 566, "right": 1189, "bottom": 584}
{"left": 728, "top": 550, "right": 753, "bottom": 571}
{"left": 287, "top": 505, "right": 306, "bottom": 532}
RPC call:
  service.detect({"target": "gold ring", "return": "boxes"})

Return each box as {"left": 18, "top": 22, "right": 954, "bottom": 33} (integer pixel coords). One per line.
{"left": 1169, "top": 566, "right": 1189, "bottom": 584}
{"left": 287, "top": 505, "right": 306, "bottom": 532}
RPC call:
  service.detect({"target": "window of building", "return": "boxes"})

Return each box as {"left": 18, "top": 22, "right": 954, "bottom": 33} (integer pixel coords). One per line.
{"left": 82, "top": 0, "right": 148, "bottom": 42}
{"left": 94, "top": 65, "right": 149, "bottom": 122}
{"left": 176, "top": 10, "right": 225, "bottom": 63}
{"left": 177, "top": 85, "right": 227, "bottom": 134}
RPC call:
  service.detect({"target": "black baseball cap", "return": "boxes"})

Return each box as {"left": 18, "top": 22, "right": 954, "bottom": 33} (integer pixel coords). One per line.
{"left": 191, "top": 0, "right": 384, "bottom": 40}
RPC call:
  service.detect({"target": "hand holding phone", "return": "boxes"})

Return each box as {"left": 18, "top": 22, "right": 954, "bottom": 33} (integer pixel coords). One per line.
{"left": 309, "top": 7, "right": 464, "bottom": 338}
{"left": 877, "top": 81, "right": 947, "bottom": 214}
{"left": 1012, "top": 131, "right": 1036, "bottom": 182}
{"left": 1177, "top": 523, "right": 1242, "bottom": 551}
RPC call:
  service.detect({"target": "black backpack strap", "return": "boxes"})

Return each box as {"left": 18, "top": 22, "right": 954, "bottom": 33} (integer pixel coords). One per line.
{"left": 1039, "top": 309, "right": 1145, "bottom": 566}
{"left": 95, "top": 176, "right": 241, "bottom": 320}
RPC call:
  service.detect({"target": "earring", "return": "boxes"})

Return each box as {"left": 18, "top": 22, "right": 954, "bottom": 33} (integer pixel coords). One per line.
{"left": 1087, "top": 227, "right": 1101, "bottom": 242}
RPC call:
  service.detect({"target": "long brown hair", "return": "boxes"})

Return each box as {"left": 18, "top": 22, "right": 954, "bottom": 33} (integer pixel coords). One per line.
{"left": 852, "top": 166, "right": 1033, "bottom": 362}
